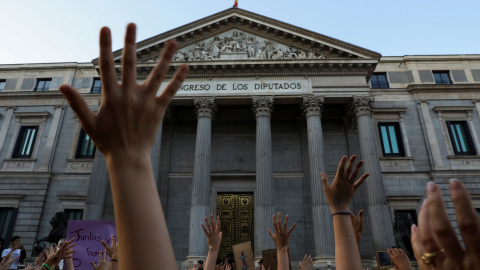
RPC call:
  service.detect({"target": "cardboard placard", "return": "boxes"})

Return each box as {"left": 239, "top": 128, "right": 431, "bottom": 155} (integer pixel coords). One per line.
{"left": 262, "top": 249, "right": 277, "bottom": 270}
{"left": 376, "top": 251, "right": 393, "bottom": 266}
{"left": 233, "top": 242, "right": 255, "bottom": 270}
{"left": 66, "top": 220, "right": 117, "bottom": 270}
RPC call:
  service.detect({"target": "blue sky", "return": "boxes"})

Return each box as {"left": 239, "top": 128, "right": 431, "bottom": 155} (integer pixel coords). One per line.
{"left": 0, "top": 0, "right": 479, "bottom": 64}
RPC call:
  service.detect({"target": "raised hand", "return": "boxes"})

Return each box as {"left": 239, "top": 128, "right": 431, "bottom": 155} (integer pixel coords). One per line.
{"left": 101, "top": 234, "right": 118, "bottom": 260}
{"left": 410, "top": 180, "right": 480, "bottom": 269}
{"left": 267, "top": 213, "right": 296, "bottom": 251}
{"left": 321, "top": 155, "right": 368, "bottom": 213}
{"left": 59, "top": 25, "right": 189, "bottom": 159}
{"left": 350, "top": 210, "right": 364, "bottom": 246}
{"left": 299, "top": 254, "right": 313, "bottom": 270}
{"left": 44, "top": 238, "right": 76, "bottom": 268}
{"left": 202, "top": 215, "right": 222, "bottom": 251}
{"left": 35, "top": 250, "right": 46, "bottom": 269}
{"left": 387, "top": 248, "right": 412, "bottom": 270}
{"left": 24, "top": 263, "right": 35, "bottom": 270}
{"left": 90, "top": 250, "right": 111, "bottom": 270}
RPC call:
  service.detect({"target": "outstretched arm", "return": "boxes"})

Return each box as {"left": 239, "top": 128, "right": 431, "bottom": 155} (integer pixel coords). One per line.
{"left": 59, "top": 24, "right": 188, "bottom": 270}
{"left": 321, "top": 155, "right": 368, "bottom": 270}
{"left": 202, "top": 215, "right": 222, "bottom": 270}
{"left": 267, "top": 213, "right": 296, "bottom": 270}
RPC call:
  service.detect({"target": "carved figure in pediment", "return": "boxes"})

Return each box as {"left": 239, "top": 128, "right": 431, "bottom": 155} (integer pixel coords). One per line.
{"left": 297, "top": 50, "right": 307, "bottom": 59}
{"left": 231, "top": 31, "right": 245, "bottom": 52}
{"left": 174, "top": 52, "right": 185, "bottom": 61}
{"left": 212, "top": 37, "right": 221, "bottom": 58}
{"left": 256, "top": 47, "right": 266, "bottom": 59}
{"left": 187, "top": 50, "right": 194, "bottom": 61}
{"left": 263, "top": 41, "right": 275, "bottom": 59}
{"left": 307, "top": 51, "right": 316, "bottom": 59}
{"left": 284, "top": 47, "right": 297, "bottom": 59}
{"left": 246, "top": 37, "right": 256, "bottom": 58}
{"left": 318, "top": 53, "right": 326, "bottom": 59}
{"left": 271, "top": 48, "right": 284, "bottom": 59}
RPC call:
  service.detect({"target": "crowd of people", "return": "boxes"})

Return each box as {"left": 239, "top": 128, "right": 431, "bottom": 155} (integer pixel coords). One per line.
{"left": 1, "top": 23, "right": 479, "bottom": 270}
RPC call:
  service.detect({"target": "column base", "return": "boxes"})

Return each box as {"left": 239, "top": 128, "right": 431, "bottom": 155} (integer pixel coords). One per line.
{"left": 313, "top": 256, "right": 335, "bottom": 270}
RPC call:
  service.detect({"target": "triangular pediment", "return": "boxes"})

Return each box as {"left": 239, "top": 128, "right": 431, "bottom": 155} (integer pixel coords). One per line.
{"left": 94, "top": 8, "right": 381, "bottom": 66}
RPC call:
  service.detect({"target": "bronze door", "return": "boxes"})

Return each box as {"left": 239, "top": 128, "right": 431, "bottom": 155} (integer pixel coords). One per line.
{"left": 216, "top": 193, "right": 254, "bottom": 259}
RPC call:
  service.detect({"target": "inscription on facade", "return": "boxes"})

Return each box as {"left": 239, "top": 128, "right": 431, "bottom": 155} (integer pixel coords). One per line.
{"left": 160, "top": 79, "right": 310, "bottom": 96}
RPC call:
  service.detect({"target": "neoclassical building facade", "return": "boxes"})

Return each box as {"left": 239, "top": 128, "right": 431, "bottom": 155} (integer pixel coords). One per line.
{"left": 0, "top": 8, "right": 479, "bottom": 269}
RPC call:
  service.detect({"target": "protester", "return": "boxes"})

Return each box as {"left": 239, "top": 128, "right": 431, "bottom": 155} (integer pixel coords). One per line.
{"left": 321, "top": 155, "right": 369, "bottom": 270}
{"left": 101, "top": 234, "right": 118, "bottom": 270}
{"left": 1, "top": 236, "right": 21, "bottom": 270}
{"left": 59, "top": 22, "right": 188, "bottom": 270}
{"left": 201, "top": 215, "right": 222, "bottom": 270}
{"left": 267, "top": 213, "right": 296, "bottom": 270}
{"left": 387, "top": 248, "right": 412, "bottom": 270}
{"left": 39, "top": 239, "right": 75, "bottom": 270}
{"left": 411, "top": 180, "right": 480, "bottom": 269}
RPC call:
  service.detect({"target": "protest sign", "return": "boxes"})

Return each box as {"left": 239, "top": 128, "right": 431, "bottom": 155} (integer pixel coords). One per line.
{"left": 233, "top": 241, "right": 255, "bottom": 270}
{"left": 66, "top": 220, "right": 116, "bottom": 270}
{"left": 262, "top": 249, "right": 277, "bottom": 270}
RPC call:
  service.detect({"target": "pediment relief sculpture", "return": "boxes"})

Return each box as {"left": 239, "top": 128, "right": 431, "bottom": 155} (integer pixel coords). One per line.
{"left": 141, "top": 30, "right": 327, "bottom": 63}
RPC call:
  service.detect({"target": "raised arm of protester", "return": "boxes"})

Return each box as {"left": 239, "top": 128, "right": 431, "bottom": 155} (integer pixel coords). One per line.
{"left": 387, "top": 248, "right": 412, "bottom": 270}
{"left": 321, "top": 155, "right": 369, "bottom": 270}
{"left": 64, "top": 242, "right": 77, "bottom": 270}
{"left": 201, "top": 215, "right": 222, "bottom": 270}
{"left": 90, "top": 250, "right": 111, "bottom": 270}
{"left": 410, "top": 180, "right": 480, "bottom": 269}
{"left": 298, "top": 254, "right": 313, "bottom": 270}
{"left": 40, "top": 238, "right": 76, "bottom": 270}
{"left": 34, "top": 250, "right": 46, "bottom": 270}
{"left": 267, "top": 213, "right": 296, "bottom": 270}
{"left": 59, "top": 23, "right": 188, "bottom": 270}
{"left": 101, "top": 234, "right": 118, "bottom": 270}
{"left": 0, "top": 256, "right": 17, "bottom": 270}
{"left": 350, "top": 210, "right": 364, "bottom": 247}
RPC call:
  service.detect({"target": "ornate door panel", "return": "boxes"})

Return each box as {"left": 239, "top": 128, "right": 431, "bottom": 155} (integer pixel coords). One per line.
{"left": 217, "top": 193, "right": 254, "bottom": 259}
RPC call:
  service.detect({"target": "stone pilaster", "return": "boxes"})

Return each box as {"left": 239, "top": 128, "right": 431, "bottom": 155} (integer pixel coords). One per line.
{"left": 302, "top": 97, "right": 334, "bottom": 268}
{"left": 352, "top": 96, "right": 395, "bottom": 251}
{"left": 84, "top": 151, "right": 109, "bottom": 220}
{"left": 252, "top": 96, "right": 276, "bottom": 258}
{"left": 187, "top": 98, "right": 216, "bottom": 262}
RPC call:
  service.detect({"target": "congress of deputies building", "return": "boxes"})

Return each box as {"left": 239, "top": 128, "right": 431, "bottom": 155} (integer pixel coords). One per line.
{"left": 1, "top": 8, "right": 480, "bottom": 269}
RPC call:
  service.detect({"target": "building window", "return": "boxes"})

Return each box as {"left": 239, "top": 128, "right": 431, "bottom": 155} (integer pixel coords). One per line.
{"left": 476, "top": 208, "right": 480, "bottom": 220}
{"left": 433, "top": 71, "right": 451, "bottom": 84}
{"left": 0, "top": 80, "right": 6, "bottom": 92}
{"left": 64, "top": 209, "right": 83, "bottom": 220}
{"left": 393, "top": 209, "right": 417, "bottom": 260}
{"left": 446, "top": 121, "right": 477, "bottom": 155}
{"left": 12, "top": 126, "right": 39, "bottom": 158}
{"left": 0, "top": 208, "right": 18, "bottom": 243}
{"left": 370, "top": 73, "right": 389, "bottom": 89}
{"left": 378, "top": 123, "right": 405, "bottom": 156}
{"left": 34, "top": 79, "right": 52, "bottom": 91}
{"left": 91, "top": 78, "right": 102, "bottom": 94}
{"left": 75, "top": 129, "right": 96, "bottom": 159}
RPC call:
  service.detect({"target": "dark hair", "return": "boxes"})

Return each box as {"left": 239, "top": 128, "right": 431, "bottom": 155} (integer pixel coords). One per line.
{"left": 227, "top": 259, "right": 235, "bottom": 265}
{"left": 19, "top": 248, "right": 26, "bottom": 264}
{"left": 259, "top": 259, "right": 263, "bottom": 264}
{"left": 198, "top": 260, "right": 204, "bottom": 264}
{"left": 10, "top": 236, "right": 20, "bottom": 243}
{"left": 216, "top": 259, "right": 222, "bottom": 265}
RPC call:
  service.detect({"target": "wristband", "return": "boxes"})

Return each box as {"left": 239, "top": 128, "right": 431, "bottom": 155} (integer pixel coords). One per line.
{"left": 42, "top": 263, "right": 51, "bottom": 270}
{"left": 331, "top": 211, "right": 353, "bottom": 216}
{"left": 111, "top": 259, "right": 118, "bottom": 262}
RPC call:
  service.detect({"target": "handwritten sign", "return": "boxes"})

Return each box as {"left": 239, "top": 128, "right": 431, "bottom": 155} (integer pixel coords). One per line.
{"left": 66, "top": 220, "right": 117, "bottom": 270}
{"left": 233, "top": 242, "right": 255, "bottom": 270}
{"left": 262, "top": 249, "right": 278, "bottom": 270}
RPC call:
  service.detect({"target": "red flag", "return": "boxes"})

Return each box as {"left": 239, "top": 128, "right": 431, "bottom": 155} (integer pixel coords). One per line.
{"left": 234, "top": 0, "right": 238, "bottom": 7}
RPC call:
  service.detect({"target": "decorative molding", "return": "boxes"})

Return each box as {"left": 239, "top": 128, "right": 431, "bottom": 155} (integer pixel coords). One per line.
{"left": 193, "top": 97, "right": 217, "bottom": 118}
{"left": 252, "top": 96, "right": 274, "bottom": 117}
{"left": 432, "top": 106, "right": 475, "bottom": 112}
{"left": 372, "top": 107, "right": 408, "bottom": 113}
{"left": 301, "top": 96, "right": 324, "bottom": 118}
{"left": 351, "top": 96, "right": 375, "bottom": 117}
{"left": 407, "top": 83, "right": 480, "bottom": 94}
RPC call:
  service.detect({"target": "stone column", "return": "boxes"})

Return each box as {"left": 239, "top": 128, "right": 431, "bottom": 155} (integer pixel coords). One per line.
{"left": 352, "top": 96, "right": 395, "bottom": 251}
{"left": 0, "top": 107, "right": 15, "bottom": 155}
{"left": 252, "top": 96, "right": 276, "bottom": 258}
{"left": 39, "top": 105, "right": 65, "bottom": 171}
{"left": 187, "top": 98, "right": 216, "bottom": 262}
{"left": 302, "top": 97, "right": 334, "bottom": 268}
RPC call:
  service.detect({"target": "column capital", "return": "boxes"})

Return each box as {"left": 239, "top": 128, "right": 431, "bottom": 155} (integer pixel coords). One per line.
{"left": 194, "top": 97, "right": 216, "bottom": 118}
{"left": 351, "top": 96, "right": 375, "bottom": 117}
{"left": 342, "top": 116, "right": 357, "bottom": 132}
{"left": 302, "top": 96, "right": 324, "bottom": 118}
{"left": 252, "top": 96, "right": 274, "bottom": 118}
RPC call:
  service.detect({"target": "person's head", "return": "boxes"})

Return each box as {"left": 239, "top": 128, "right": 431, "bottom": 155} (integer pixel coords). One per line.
{"left": 197, "top": 260, "right": 204, "bottom": 268}
{"left": 58, "top": 238, "right": 66, "bottom": 247}
{"left": 19, "top": 247, "right": 26, "bottom": 264}
{"left": 10, "top": 236, "right": 20, "bottom": 248}
{"left": 259, "top": 259, "right": 263, "bottom": 266}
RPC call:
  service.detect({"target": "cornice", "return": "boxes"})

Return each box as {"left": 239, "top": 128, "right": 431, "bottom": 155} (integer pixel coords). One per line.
{"left": 372, "top": 107, "right": 408, "bottom": 113}
{"left": 95, "top": 8, "right": 381, "bottom": 65}
{"left": 407, "top": 83, "right": 480, "bottom": 93}
{"left": 110, "top": 59, "right": 378, "bottom": 80}
{"left": 432, "top": 106, "right": 475, "bottom": 112}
